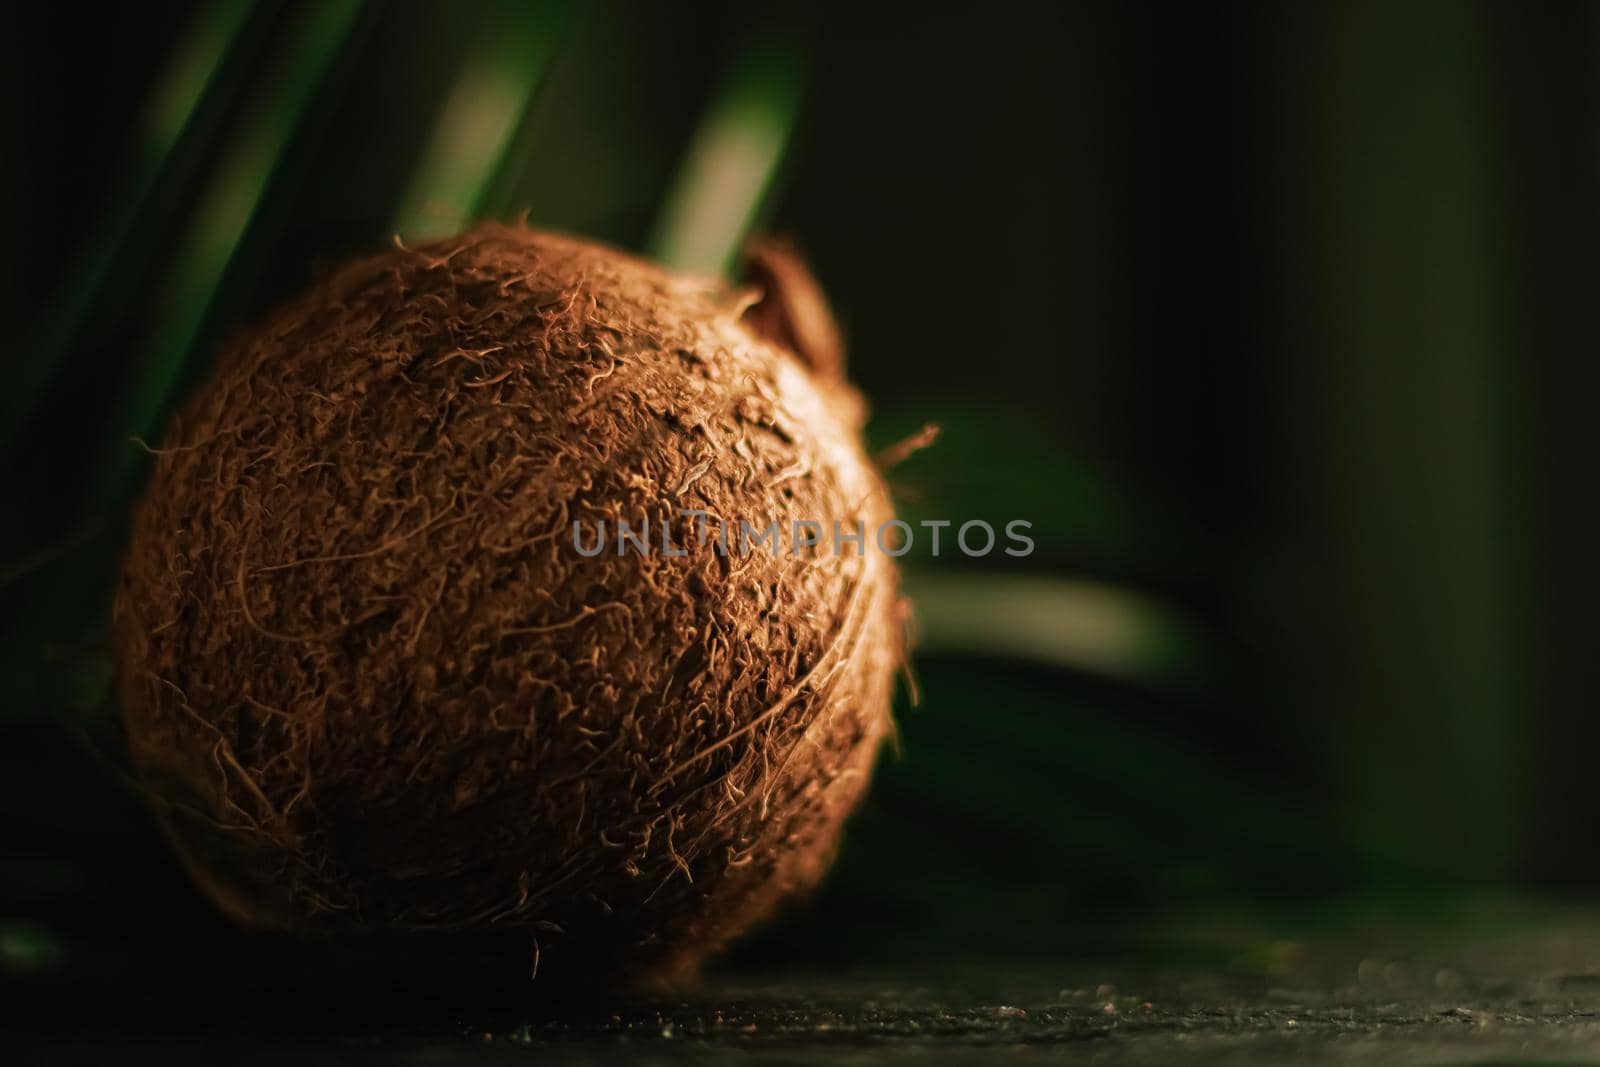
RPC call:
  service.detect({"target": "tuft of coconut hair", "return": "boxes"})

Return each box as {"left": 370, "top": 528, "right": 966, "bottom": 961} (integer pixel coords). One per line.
{"left": 113, "top": 223, "right": 901, "bottom": 986}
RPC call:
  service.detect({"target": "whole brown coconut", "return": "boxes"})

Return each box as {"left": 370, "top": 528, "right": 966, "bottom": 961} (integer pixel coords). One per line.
{"left": 113, "top": 224, "right": 902, "bottom": 985}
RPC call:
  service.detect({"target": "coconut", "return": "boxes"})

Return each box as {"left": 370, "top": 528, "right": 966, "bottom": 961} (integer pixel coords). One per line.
{"left": 113, "top": 224, "right": 902, "bottom": 985}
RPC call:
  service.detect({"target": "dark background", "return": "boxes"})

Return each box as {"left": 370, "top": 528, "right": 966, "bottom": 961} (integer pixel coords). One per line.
{"left": 4, "top": 0, "right": 1600, "bottom": 1010}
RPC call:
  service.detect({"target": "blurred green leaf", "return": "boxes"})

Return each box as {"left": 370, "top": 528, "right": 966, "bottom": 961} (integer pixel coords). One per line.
{"left": 392, "top": 2, "right": 567, "bottom": 242}
{"left": 906, "top": 572, "right": 1204, "bottom": 688}
{"left": 1, "top": 0, "right": 256, "bottom": 457}
{"left": 650, "top": 35, "right": 804, "bottom": 275}
{"left": 95, "top": 0, "right": 364, "bottom": 506}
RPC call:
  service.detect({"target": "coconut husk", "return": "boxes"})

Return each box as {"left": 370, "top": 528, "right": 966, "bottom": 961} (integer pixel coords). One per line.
{"left": 113, "top": 223, "right": 901, "bottom": 985}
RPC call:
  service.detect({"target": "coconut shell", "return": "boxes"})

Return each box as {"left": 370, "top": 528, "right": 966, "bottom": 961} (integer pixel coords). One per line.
{"left": 113, "top": 224, "right": 901, "bottom": 985}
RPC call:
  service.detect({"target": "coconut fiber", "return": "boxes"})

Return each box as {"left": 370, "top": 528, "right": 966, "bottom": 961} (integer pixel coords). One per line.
{"left": 113, "top": 224, "right": 903, "bottom": 985}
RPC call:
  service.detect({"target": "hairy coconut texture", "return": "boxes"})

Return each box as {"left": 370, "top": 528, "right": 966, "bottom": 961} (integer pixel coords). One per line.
{"left": 113, "top": 224, "right": 902, "bottom": 987}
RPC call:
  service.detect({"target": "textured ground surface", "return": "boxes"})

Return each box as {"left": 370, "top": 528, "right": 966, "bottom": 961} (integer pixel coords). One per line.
{"left": 18, "top": 900, "right": 1600, "bottom": 1064}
